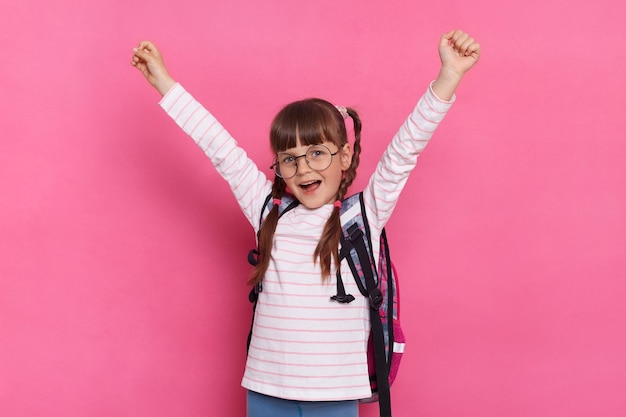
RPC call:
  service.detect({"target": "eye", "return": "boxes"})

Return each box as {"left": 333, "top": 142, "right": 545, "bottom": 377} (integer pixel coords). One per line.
{"left": 308, "top": 146, "right": 329, "bottom": 159}
{"left": 279, "top": 154, "right": 295, "bottom": 164}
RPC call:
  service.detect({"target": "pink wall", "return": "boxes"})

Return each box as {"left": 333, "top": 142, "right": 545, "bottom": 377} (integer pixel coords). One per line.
{"left": 2, "top": 0, "right": 625, "bottom": 416}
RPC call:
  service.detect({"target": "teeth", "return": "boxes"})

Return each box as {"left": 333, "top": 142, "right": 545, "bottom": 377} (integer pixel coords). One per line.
{"left": 299, "top": 180, "right": 321, "bottom": 190}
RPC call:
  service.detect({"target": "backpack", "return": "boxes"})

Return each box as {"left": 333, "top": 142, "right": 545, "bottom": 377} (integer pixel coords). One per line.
{"left": 247, "top": 192, "right": 405, "bottom": 417}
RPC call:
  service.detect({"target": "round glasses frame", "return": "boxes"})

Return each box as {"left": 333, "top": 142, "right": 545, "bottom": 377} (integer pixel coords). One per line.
{"left": 270, "top": 144, "right": 339, "bottom": 179}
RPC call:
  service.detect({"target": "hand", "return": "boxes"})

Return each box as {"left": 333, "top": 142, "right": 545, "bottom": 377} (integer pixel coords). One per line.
{"left": 439, "top": 30, "right": 481, "bottom": 77}
{"left": 431, "top": 30, "right": 481, "bottom": 101}
{"left": 131, "top": 41, "right": 176, "bottom": 96}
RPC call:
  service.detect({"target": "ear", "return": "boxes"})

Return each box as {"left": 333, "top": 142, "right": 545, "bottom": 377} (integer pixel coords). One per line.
{"left": 339, "top": 143, "right": 353, "bottom": 170}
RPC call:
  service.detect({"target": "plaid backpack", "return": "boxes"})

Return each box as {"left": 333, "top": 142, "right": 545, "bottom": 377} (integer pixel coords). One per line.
{"left": 248, "top": 192, "right": 405, "bottom": 417}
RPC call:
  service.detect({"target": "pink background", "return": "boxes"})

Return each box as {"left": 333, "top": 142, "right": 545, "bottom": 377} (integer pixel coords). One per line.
{"left": 1, "top": 0, "right": 625, "bottom": 416}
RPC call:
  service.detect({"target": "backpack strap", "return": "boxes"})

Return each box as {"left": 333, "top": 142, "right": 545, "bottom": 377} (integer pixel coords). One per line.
{"left": 379, "top": 227, "right": 396, "bottom": 367}
{"left": 248, "top": 194, "right": 299, "bottom": 269}
{"left": 338, "top": 192, "right": 393, "bottom": 417}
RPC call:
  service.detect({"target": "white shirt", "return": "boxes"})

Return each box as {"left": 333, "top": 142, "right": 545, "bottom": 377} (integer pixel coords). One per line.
{"left": 160, "top": 83, "right": 454, "bottom": 401}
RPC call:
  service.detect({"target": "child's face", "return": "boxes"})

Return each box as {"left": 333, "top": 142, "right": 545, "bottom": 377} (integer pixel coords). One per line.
{"left": 279, "top": 140, "right": 353, "bottom": 209}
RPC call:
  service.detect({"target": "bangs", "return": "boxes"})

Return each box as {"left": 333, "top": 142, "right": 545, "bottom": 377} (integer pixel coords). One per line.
{"left": 270, "top": 98, "right": 345, "bottom": 153}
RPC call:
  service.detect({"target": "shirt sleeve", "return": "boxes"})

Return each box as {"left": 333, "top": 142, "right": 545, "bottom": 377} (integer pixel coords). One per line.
{"left": 159, "top": 83, "right": 272, "bottom": 229}
{"left": 363, "top": 82, "right": 455, "bottom": 233}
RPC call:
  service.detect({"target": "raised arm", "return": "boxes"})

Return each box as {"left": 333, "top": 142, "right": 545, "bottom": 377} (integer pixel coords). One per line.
{"left": 364, "top": 29, "right": 481, "bottom": 232}
{"left": 129, "top": 41, "right": 272, "bottom": 230}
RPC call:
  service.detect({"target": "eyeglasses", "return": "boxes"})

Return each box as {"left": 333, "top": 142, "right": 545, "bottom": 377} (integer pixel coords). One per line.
{"left": 270, "top": 144, "right": 339, "bottom": 179}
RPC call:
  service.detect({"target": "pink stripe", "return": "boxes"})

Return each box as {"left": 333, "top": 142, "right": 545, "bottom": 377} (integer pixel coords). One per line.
{"left": 362, "top": 198, "right": 385, "bottom": 231}
{"left": 395, "top": 131, "right": 430, "bottom": 149}
{"left": 426, "top": 83, "right": 454, "bottom": 106}
{"left": 181, "top": 103, "right": 201, "bottom": 130}
{"left": 368, "top": 184, "right": 397, "bottom": 206}
{"left": 269, "top": 247, "right": 317, "bottom": 257}
{"left": 253, "top": 333, "right": 364, "bottom": 345}
{"left": 407, "top": 113, "right": 434, "bottom": 134}
{"left": 243, "top": 185, "right": 270, "bottom": 217}
{"left": 218, "top": 145, "right": 240, "bottom": 171}
{"left": 374, "top": 179, "right": 404, "bottom": 199}
{"left": 254, "top": 323, "right": 363, "bottom": 334}
{"left": 246, "top": 364, "right": 363, "bottom": 379}
{"left": 211, "top": 130, "right": 229, "bottom": 154}
{"left": 233, "top": 172, "right": 259, "bottom": 203}
{"left": 247, "top": 352, "right": 364, "bottom": 367}
{"left": 249, "top": 344, "right": 364, "bottom": 356}
{"left": 162, "top": 88, "right": 184, "bottom": 112}
{"left": 415, "top": 104, "right": 438, "bottom": 125}
{"left": 197, "top": 120, "right": 219, "bottom": 148}
{"left": 264, "top": 268, "right": 324, "bottom": 277}
{"left": 260, "top": 279, "right": 328, "bottom": 287}
{"left": 265, "top": 256, "right": 317, "bottom": 267}
{"left": 259, "top": 301, "right": 363, "bottom": 311}
{"left": 243, "top": 376, "right": 366, "bottom": 391}
{"left": 424, "top": 94, "right": 448, "bottom": 114}
{"left": 273, "top": 241, "right": 317, "bottom": 251}
{"left": 297, "top": 219, "right": 329, "bottom": 227}
{"left": 258, "top": 290, "right": 331, "bottom": 299}
{"left": 261, "top": 278, "right": 357, "bottom": 288}
{"left": 255, "top": 312, "right": 364, "bottom": 323}
{"left": 189, "top": 112, "right": 210, "bottom": 136}
{"left": 388, "top": 136, "right": 410, "bottom": 159}
{"left": 231, "top": 171, "right": 256, "bottom": 198}
{"left": 270, "top": 242, "right": 317, "bottom": 252}
{"left": 173, "top": 96, "right": 193, "bottom": 121}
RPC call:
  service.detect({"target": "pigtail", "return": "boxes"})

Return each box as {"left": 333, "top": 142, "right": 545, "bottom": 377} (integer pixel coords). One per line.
{"left": 248, "top": 178, "right": 286, "bottom": 285}
{"left": 313, "top": 107, "right": 363, "bottom": 279}
{"left": 343, "top": 107, "right": 362, "bottom": 191}
{"left": 314, "top": 209, "right": 342, "bottom": 279}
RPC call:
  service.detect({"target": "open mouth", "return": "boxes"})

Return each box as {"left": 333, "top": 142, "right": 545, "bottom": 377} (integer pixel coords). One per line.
{"left": 299, "top": 180, "right": 321, "bottom": 191}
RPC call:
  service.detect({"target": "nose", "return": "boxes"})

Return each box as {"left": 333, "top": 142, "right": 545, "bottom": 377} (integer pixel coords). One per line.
{"left": 294, "top": 155, "right": 312, "bottom": 175}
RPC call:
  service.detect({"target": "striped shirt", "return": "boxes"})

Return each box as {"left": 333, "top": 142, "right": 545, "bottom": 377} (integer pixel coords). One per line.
{"left": 159, "top": 83, "right": 454, "bottom": 401}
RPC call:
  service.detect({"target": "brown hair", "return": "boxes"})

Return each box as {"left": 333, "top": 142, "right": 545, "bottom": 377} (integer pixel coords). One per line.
{"left": 249, "top": 98, "right": 362, "bottom": 285}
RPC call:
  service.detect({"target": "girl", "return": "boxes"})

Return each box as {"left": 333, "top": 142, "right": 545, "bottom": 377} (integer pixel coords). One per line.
{"left": 131, "top": 30, "right": 480, "bottom": 417}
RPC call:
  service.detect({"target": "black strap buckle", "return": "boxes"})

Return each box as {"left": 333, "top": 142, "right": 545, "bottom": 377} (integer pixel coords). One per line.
{"left": 347, "top": 223, "right": 363, "bottom": 242}
{"left": 368, "top": 288, "right": 383, "bottom": 310}
{"left": 248, "top": 283, "right": 262, "bottom": 303}
{"left": 331, "top": 294, "right": 356, "bottom": 303}
{"left": 248, "top": 249, "right": 259, "bottom": 266}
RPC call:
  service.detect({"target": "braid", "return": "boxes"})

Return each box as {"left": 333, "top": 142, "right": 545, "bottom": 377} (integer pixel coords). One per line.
{"left": 314, "top": 209, "right": 341, "bottom": 279}
{"left": 343, "top": 107, "right": 362, "bottom": 191}
{"left": 248, "top": 178, "right": 286, "bottom": 285}
{"left": 313, "top": 106, "right": 363, "bottom": 279}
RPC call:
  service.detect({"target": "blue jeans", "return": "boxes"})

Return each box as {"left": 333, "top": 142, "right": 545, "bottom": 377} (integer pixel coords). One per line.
{"left": 246, "top": 390, "right": 359, "bottom": 417}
